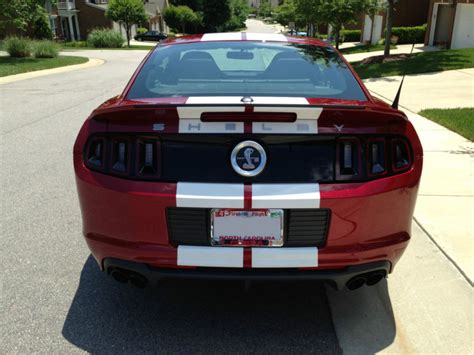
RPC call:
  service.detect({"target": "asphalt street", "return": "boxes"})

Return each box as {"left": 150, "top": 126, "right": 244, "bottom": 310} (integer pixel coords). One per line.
{"left": 0, "top": 50, "right": 341, "bottom": 353}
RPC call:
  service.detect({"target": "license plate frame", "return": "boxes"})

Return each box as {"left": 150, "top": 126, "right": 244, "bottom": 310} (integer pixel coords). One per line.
{"left": 210, "top": 209, "right": 284, "bottom": 247}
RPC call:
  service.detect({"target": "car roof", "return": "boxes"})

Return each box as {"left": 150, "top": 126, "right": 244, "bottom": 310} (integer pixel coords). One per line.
{"left": 162, "top": 32, "right": 331, "bottom": 48}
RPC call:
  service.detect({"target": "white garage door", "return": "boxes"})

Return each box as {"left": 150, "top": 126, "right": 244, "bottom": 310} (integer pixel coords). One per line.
{"left": 451, "top": 3, "right": 474, "bottom": 49}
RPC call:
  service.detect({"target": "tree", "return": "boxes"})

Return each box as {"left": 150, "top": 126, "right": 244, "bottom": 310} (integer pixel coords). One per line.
{"left": 258, "top": 0, "right": 272, "bottom": 18}
{"left": 384, "top": 0, "right": 395, "bottom": 57}
{"left": 274, "top": 0, "right": 297, "bottom": 27}
{"left": 363, "top": 0, "right": 385, "bottom": 44}
{"left": 321, "top": 0, "right": 366, "bottom": 49}
{"left": 106, "top": 0, "right": 148, "bottom": 47}
{"left": 202, "top": 0, "right": 232, "bottom": 32}
{"left": 295, "top": 0, "right": 325, "bottom": 37}
{"left": 223, "top": 0, "right": 250, "bottom": 31}
{"left": 0, "top": 0, "right": 53, "bottom": 39}
{"left": 163, "top": 5, "right": 200, "bottom": 34}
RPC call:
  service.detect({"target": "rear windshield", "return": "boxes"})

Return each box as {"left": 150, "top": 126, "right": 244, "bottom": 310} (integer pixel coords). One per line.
{"left": 127, "top": 41, "right": 367, "bottom": 101}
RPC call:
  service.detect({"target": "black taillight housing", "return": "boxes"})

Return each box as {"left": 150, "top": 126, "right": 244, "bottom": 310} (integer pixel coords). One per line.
{"left": 336, "top": 137, "right": 361, "bottom": 180}
{"left": 392, "top": 139, "right": 411, "bottom": 171}
{"left": 84, "top": 135, "right": 161, "bottom": 179}
{"left": 137, "top": 140, "right": 160, "bottom": 176}
{"left": 367, "top": 138, "right": 386, "bottom": 176}
{"left": 336, "top": 135, "right": 412, "bottom": 182}
{"left": 86, "top": 138, "right": 105, "bottom": 168}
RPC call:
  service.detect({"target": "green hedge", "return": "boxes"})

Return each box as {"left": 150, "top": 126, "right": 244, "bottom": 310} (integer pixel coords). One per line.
{"left": 389, "top": 24, "right": 427, "bottom": 44}
{"left": 4, "top": 37, "right": 32, "bottom": 58}
{"left": 32, "top": 40, "right": 59, "bottom": 58}
{"left": 87, "top": 29, "right": 124, "bottom": 48}
{"left": 341, "top": 30, "right": 361, "bottom": 42}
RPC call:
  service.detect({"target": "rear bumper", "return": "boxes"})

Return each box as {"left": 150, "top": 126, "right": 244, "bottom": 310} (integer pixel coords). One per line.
{"left": 104, "top": 257, "right": 391, "bottom": 290}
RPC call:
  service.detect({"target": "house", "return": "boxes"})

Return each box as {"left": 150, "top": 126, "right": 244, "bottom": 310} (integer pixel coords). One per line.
{"left": 46, "top": 0, "right": 169, "bottom": 41}
{"left": 360, "top": 0, "right": 431, "bottom": 44}
{"left": 248, "top": 0, "right": 281, "bottom": 9}
{"left": 425, "top": 0, "right": 474, "bottom": 49}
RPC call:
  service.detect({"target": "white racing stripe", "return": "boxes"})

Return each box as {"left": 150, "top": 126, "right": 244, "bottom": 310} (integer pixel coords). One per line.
{"left": 253, "top": 106, "right": 322, "bottom": 134}
{"left": 252, "top": 184, "right": 320, "bottom": 209}
{"left": 252, "top": 120, "right": 318, "bottom": 134}
{"left": 180, "top": 97, "right": 321, "bottom": 134}
{"left": 246, "top": 33, "right": 288, "bottom": 42}
{"left": 176, "top": 183, "right": 245, "bottom": 208}
{"left": 251, "top": 247, "right": 318, "bottom": 268}
{"left": 178, "top": 119, "right": 245, "bottom": 133}
{"left": 254, "top": 106, "right": 322, "bottom": 119}
{"left": 178, "top": 246, "right": 244, "bottom": 268}
{"left": 185, "top": 96, "right": 310, "bottom": 106}
{"left": 177, "top": 105, "right": 245, "bottom": 119}
{"left": 177, "top": 106, "right": 245, "bottom": 133}
{"left": 200, "top": 33, "right": 288, "bottom": 42}
{"left": 201, "top": 33, "right": 243, "bottom": 41}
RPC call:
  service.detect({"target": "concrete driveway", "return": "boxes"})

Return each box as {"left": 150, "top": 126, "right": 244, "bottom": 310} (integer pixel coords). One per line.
{"left": 1, "top": 49, "right": 472, "bottom": 354}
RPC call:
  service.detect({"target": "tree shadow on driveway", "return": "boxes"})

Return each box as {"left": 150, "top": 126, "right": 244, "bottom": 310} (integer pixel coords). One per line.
{"left": 62, "top": 256, "right": 343, "bottom": 353}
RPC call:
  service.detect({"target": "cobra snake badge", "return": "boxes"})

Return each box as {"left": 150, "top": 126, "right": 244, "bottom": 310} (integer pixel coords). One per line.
{"left": 243, "top": 148, "right": 256, "bottom": 169}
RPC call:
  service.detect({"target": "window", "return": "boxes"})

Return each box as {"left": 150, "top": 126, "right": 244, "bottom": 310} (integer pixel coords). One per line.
{"left": 127, "top": 41, "right": 367, "bottom": 101}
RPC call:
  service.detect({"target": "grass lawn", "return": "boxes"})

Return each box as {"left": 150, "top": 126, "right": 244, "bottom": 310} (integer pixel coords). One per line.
{"left": 340, "top": 44, "right": 396, "bottom": 55}
{"left": 0, "top": 56, "right": 88, "bottom": 77}
{"left": 419, "top": 108, "right": 474, "bottom": 141}
{"left": 353, "top": 48, "right": 474, "bottom": 79}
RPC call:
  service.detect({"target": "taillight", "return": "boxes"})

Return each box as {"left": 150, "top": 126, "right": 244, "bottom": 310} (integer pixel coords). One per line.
{"left": 112, "top": 140, "right": 128, "bottom": 173}
{"left": 368, "top": 139, "right": 386, "bottom": 176}
{"left": 137, "top": 140, "right": 160, "bottom": 176}
{"left": 337, "top": 138, "right": 361, "bottom": 180}
{"left": 84, "top": 135, "right": 161, "bottom": 179}
{"left": 336, "top": 136, "right": 412, "bottom": 182}
{"left": 392, "top": 139, "right": 411, "bottom": 171}
{"left": 86, "top": 138, "right": 105, "bottom": 168}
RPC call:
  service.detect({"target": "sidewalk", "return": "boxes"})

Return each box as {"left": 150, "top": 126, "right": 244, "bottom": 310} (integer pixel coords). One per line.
{"left": 344, "top": 43, "right": 439, "bottom": 63}
{"left": 364, "top": 68, "right": 474, "bottom": 111}
{"left": 364, "top": 69, "right": 474, "bottom": 283}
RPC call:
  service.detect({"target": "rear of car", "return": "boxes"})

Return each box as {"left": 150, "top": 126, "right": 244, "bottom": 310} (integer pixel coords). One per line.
{"left": 74, "top": 33, "right": 422, "bottom": 290}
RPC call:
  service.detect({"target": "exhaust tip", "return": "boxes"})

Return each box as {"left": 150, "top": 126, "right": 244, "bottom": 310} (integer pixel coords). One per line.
{"left": 366, "top": 271, "right": 386, "bottom": 286}
{"left": 110, "top": 269, "right": 128, "bottom": 284}
{"left": 346, "top": 276, "right": 366, "bottom": 290}
{"left": 129, "top": 273, "right": 148, "bottom": 289}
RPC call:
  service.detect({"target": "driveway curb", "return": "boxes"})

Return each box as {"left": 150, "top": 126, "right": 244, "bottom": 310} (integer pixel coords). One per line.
{"left": 0, "top": 57, "right": 105, "bottom": 85}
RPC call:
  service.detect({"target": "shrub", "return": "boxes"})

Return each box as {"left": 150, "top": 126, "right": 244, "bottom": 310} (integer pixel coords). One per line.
{"left": 387, "top": 24, "right": 427, "bottom": 44}
{"left": 4, "top": 37, "right": 32, "bottom": 58}
{"left": 32, "top": 40, "right": 59, "bottom": 58}
{"left": 31, "top": 8, "right": 53, "bottom": 40}
{"left": 87, "top": 29, "right": 124, "bottom": 48}
{"left": 137, "top": 27, "right": 148, "bottom": 35}
{"left": 341, "top": 29, "right": 361, "bottom": 42}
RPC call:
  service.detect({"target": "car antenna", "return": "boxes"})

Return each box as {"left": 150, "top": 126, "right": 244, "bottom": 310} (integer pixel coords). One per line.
{"left": 392, "top": 43, "right": 416, "bottom": 109}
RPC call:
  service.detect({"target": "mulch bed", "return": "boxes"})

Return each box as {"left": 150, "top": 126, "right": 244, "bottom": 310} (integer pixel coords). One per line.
{"left": 360, "top": 53, "right": 410, "bottom": 65}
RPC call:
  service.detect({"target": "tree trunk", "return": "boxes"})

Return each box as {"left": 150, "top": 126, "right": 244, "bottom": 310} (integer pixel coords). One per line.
{"left": 335, "top": 25, "right": 341, "bottom": 50}
{"left": 369, "top": 15, "right": 374, "bottom": 45}
{"left": 125, "top": 24, "right": 131, "bottom": 47}
{"left": 384, "top": 0, "right": 394, "bottom": 57}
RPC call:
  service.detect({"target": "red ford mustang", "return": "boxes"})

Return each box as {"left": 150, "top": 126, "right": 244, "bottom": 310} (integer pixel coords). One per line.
{"left": 74, "top": 33, "right": 423, "bottom": 290}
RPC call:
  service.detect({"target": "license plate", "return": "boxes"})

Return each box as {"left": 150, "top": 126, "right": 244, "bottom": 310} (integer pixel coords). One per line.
{"left": 210, "top": 209, "right": 284, "bottom": 247}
